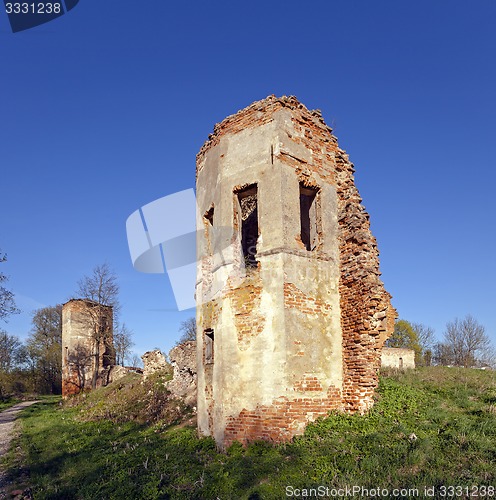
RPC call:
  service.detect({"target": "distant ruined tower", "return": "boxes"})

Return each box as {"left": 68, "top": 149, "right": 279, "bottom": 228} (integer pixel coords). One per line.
{"left": 62, "top": 299, "right": 115, "bottom": 397}
{"left": 196, "top": 96, "right": 396, "bottom": 448}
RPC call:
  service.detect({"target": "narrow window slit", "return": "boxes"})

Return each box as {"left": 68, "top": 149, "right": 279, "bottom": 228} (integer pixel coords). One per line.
{"left": 300, "top": 184, "right": 320, "bottom": 251}
{"left": 236, "top": 185, "right": 258, "bottom": 267}
{"left": 204, "top": 328, "right": 214, "bottom": 364}
{"left": 203, "top": 205, "right": 215, "bottom": 254}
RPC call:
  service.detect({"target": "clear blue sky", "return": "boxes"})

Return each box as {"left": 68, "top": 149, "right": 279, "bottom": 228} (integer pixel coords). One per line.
{"left": 1, "top": 1, "right": 495, "bottom": 358}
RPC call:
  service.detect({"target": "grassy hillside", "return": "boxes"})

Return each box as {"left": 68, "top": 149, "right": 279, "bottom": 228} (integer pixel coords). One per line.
{"left": 2, "top": 367, "right": 496, "bottom": 499}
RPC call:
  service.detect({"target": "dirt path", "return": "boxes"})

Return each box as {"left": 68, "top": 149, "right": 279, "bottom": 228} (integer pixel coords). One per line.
{"left": 0, "top": 401, "right": 40, "bottom": 492}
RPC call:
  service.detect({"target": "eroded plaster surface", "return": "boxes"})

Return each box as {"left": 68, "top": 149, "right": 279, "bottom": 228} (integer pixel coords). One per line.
{"left": 196, "top": 96, "right": 396, "bottom": 448}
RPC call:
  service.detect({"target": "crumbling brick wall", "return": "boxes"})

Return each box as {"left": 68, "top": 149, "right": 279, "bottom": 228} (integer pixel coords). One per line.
{"left": 335, "top": 149, "right": 396, "bottom": 412}
{"left": 196, "top": 95, "right": 396, "bottom": 448}
{"left": 141, "top": 349, "right": 170, "bottom": 380}
{"left": 167, "top": 341, "right": 197, "bottom": 406}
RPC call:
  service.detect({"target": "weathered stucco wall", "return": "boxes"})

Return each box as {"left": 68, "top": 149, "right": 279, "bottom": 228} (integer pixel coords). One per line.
{"left": 61, "top": 299, "right": 114, "bottom": 397}
{"left": 196, "top": 95, "right": 395, "bottom": 448}
{"left": 381, "top": 347, "right": 415, "bottom": 370}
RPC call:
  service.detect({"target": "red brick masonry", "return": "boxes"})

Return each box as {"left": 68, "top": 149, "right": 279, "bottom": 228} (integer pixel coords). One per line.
{"left": 198, "top": 96, "right": 396, "bottom": 447}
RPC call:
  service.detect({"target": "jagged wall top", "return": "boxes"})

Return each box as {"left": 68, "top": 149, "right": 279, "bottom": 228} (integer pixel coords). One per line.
{"left": 196, "top": 95, "right": 337, "bottom": 174}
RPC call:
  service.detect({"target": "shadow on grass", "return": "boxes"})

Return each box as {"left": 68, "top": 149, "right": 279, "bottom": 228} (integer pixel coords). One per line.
{"left": 7, "top": 368, "right": 496, "bottom": 499}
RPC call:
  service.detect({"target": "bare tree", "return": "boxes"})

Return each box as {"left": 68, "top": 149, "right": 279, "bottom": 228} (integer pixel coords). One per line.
{"left": 76, "top": 263, "right": 120, "bottom": 311}
{"left": 443, "top": 315, "right": 492, "bottom": 368}
{"left": 75, "top": 263, "right": 119, "bottom": 389}
{"left": 114, "top": 323, "right": 134, "bottom": 366}
{"left": 412, "top": 322, "right": 435, "bottom": 366}
{"left": 130, "top": 353, "right": 143, "bottom": 369}
{"left": 477, "top": 345, "right": 496, "bottom": 369}
{"left": 432, "top": 341, "right": 453, "bottom": 366}
{"left": 0, "top": 251, "right": 19, "bottom": 322}
{"left": 412, "top": 323, "right": 435, "bottom": 351}
{"left": 177, "top": 317, "right": 196, "bottom": 345}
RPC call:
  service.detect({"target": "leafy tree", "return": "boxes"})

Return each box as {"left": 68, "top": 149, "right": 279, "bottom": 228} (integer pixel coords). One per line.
{"left": 26, "top": 305, "right": 62, "bottom": 394}
{"left": 75, "top": 263, "right": 119, "bottom": 389}
{"left": 0, "top": 250, "right": 19, "bottom": 322}
{"left": 442, "top": 315, "right": 492, "bottom": 368}
{"left": 177, "top": 317, "right": 196, "bottom": 345}
{"left": 0, "top": 330, "right": 23, "bottom": 372}
{"left": 0, "top": 330, "right": 26, "bottom": 396}
{"left": 386, "top": 319, "right": 422, "bottom": 363}
{"left": 114, "top": 323, "right": 134, "bottom": 366}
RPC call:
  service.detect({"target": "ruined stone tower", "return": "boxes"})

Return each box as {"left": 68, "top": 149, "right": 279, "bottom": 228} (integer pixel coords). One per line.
{"left": 196, "top": 96, "right": 396, "bottom": 448}
{"left": 62, "top": 299, "right": 114, "bottom": 397}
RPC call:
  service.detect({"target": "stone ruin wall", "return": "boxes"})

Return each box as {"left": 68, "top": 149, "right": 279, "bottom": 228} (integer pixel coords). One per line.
{"left": 196, "top": 96, "right": 396, "bottom": 447}
{"left": 62, "top": 300, "right": 198, "bottom": 403}
{"left": 141, "top": 349, "right": 170, "bottom": 380}
{"left": 335, "top": 146, "right": 397, "bottom": 412}
{"left": 62, "top": 299, "right": 115, "bottom": 398}
{"left": 167, "top": 341, "right": 197, "bottom": 407}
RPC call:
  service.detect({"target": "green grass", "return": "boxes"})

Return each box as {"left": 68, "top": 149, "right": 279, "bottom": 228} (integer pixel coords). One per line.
{"left": 0, "top": 396, "right": 21, "bottom": 411}
{"left": 5, "top": 367, "right": 496, "bottom": 499}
